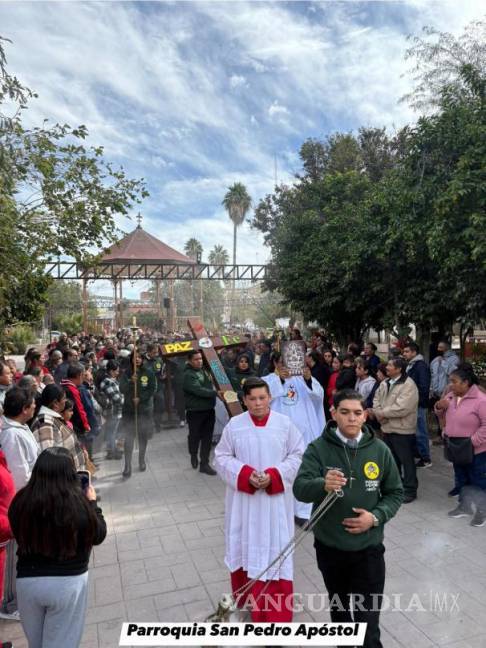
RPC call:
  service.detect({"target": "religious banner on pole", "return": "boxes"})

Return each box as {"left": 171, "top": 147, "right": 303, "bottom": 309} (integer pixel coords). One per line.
{"left": 281, "top": 340, "right": 307, "bottom": 375}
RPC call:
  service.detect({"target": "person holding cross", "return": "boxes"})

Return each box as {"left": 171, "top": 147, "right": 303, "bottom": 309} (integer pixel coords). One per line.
{"left": 183, "top": 350, "right": 219, "bottom": 475}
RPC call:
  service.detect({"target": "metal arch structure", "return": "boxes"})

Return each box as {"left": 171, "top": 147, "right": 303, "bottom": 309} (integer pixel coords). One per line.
{"left": 44, "top": 260, "right": 269, "bottom": 282}
{"left": 45, "top": 259, "right": 270, "bottom": 332}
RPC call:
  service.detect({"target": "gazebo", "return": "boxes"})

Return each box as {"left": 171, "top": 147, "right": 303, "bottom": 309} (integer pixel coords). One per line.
{"left": 83, "top": 216, "right": 194, "bottom": 331}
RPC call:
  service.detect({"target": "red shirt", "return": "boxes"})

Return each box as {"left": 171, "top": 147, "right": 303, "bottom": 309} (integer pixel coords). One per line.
{"left": 250, "top": 412, "right": 270, "bottom": 427}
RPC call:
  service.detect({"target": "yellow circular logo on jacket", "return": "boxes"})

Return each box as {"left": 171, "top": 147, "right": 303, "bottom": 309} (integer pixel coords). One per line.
{"left": 364, "top": 462, "right": 380, "bottom": 480}
{"left": 140, "top": 375, "right": 149, "bottom": 386}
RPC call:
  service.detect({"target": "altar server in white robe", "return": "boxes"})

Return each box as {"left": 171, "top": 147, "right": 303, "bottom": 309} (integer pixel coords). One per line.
{"left": 262, "top": 352, "right": 325, "bottom": 525}
{"left": 215, "top": 377, "right": 304, "bottom": 622}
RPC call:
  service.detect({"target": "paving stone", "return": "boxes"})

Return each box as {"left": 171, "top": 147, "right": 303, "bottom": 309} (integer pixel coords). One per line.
{"left": 4, "top": 427, "right": 486, "bottom": 648}
{"left": 95, "top": 572, "right": 124, "bottom": 605}
{"left": 157, "top": 604, "right": 190, "bottom": 622}
{"left": 125, "top": 595, "right": 158, "bottom": 621}
{"left": 80, "top": 622, "right": 99, "bottom": 648}
{"left": 422, "top": 618, "right": 484, "bottom": 644}
{"left": 121, "top": 559, "right": 148, "bottom": 586}
{"left": 124, "top": 575, "right": 177, "bottom": 600}
{"left": 86, "top": 601, "right": 127, "bottom": 625}
{"left": 97, "top": 617, "right": 125, "bottom": 648}
{"left": 170, "top": 562, "right": 202, "bottom": 589}
{"left": 154, "top": 585, "right": 209, "bottom": 610}
{"left": 178, "top": 521, "right": 204, "bottom": 540}
{"left": 115, "top": 531, "right": 141, "bottom": 551}
{"left": 118, "top": 544, "right": 164, "bottom": 562}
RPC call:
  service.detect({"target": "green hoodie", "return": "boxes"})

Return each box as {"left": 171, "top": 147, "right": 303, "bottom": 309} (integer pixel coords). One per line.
{"left": 182, "top": 364, "right": 217, "bottom": 411}
{"left": 293, "top": 422, "right": 403, "bottom": 552}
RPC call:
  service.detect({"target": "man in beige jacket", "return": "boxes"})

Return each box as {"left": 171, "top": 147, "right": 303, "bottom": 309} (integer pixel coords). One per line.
{"left": 372, "top": 357, "right": 419, "bottom": 503}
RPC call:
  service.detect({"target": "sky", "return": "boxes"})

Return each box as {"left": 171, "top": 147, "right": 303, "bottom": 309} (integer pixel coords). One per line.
{"left": 1, "top": 0, "right": 484, "bottom": 298}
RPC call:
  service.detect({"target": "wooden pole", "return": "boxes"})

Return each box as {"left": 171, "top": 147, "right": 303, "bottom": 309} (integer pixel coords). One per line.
{"left": 168, "top": 280, "right": 176, "bottom": 331}
{"left": 155, "top": 280, "right": 162, "bottom": 328}
{"left": 82, "top": 279, "right": 88, "bottom": 334}
{"left": 199, "top": 280, "right": 204, "bottom": 322}
{"left": 131, "top": 319, "right": 139, "bottom": 445}
{"left": 113, "top": 280, "right": 118, "bottom": 332}
{"left": 119, "top": 280, "right": 124, "bottom": 329}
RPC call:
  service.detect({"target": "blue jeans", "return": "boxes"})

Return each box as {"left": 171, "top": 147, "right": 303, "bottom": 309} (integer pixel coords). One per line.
{"left": 455, "top": 452, "right": 486, "bottom": 509}
{"left": 415, "top": 407, "right": 430, "bottom": 460}
{"left": 104, "top": 416, "right": 120, "bottom": 453}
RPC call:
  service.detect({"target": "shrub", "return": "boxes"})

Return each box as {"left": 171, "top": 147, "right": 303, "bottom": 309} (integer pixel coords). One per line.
{"left": 2, "top": 325, "right": 37, "bottom": 354}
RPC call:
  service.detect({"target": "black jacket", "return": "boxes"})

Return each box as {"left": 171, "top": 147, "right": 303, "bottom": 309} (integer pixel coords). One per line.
{"left": 336, "top": 366, "right": 356, "bottom": 391}
{"left": 406, "top": 355, "right": 431, "bottom": 408}
{"left": 13, "top": 500, "right": 106, "bottom": 578}
{"left": 311, "top": 363, "right": 330, "bottom": 390}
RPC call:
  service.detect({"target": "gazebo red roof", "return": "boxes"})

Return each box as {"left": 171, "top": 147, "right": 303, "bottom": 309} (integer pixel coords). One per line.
{"left": 101, "top": 226, "right": 194, "bottom": 265}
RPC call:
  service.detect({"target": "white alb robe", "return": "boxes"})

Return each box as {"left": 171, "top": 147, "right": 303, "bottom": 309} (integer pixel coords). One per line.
{"left": 263, "top": 373, "right": 325, "bottom": 519}
{"left": 214, "top": 410, "right": 304, "bottom": 582}
{"left": 213, "top": 397, "right": 230, "bottom": 443}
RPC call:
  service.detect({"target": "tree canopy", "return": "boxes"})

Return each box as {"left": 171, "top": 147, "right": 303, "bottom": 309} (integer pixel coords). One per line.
{"left": 251, "top": 20, "right": 486, "bottom": 348}
{"left": 0, "top": 36, "right": 148, "bottom": 329}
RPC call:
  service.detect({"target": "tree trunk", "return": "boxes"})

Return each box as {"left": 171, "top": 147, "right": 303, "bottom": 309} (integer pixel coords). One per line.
{"left": 459, "top": 323, "right": 472, "bottom": 361}
{"left": 415, "top": 324, "right": 431, "bottom": 362}
{"left": 231, "top": 223, "right": 237, "bottom": 325}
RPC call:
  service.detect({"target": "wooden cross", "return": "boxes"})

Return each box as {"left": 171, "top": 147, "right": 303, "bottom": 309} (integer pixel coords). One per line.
{"left": 160, "top": 317, "right": 249, "bottom": 417}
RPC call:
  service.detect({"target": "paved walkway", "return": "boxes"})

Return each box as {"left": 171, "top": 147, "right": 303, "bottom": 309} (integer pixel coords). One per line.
{"left": 2, "top": 425, "right": 486, "bottom": 648}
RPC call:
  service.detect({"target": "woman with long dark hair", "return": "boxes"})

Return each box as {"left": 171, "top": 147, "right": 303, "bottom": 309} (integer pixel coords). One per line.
{"left": 8, "top": 447, "right": 106, "bottom": 647}
{"left": 436, "top": 364, "right": 486, "bottom": 525}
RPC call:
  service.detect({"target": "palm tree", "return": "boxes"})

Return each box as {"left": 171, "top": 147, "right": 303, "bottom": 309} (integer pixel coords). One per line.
{"left": 184, "top": 238, "right": 203, "bottom": 316}
{"left": 222, "top": 183, "right": 252, "bottom": 266}
{"left": 208, "top": 244, "right": 229, "bottom": 271}
{"left": 184, "top": 238, "right": 203, "bottom": 262}
{"left": 208, "top": 244, "right": 230, "bottom": 323}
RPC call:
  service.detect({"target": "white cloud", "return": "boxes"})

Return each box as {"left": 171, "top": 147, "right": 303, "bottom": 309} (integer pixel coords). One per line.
{"left": 268, "top": 101, "right": 289, "bottom": 118}
{"left": 1, "top": 0, "right": 484, "bottom": 299}
{"left": 229, "top": 74, "right": 247, "bottom": 89}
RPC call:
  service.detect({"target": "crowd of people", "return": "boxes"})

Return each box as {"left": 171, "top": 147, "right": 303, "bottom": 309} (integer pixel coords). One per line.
{"left": 0, "top": 326, "right": 485, "bottom": 647}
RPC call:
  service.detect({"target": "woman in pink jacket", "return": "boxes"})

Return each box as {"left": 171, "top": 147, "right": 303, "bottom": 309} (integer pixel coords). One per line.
{"left": 438, "top": 364, "right": 486, "bottom": 526}
{"left": 0, "top": 448, "right": 15, "bottom": 609}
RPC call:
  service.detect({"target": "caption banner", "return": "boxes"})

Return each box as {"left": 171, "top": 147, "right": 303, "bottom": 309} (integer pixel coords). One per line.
{"left": 119, "top": 622, "right": 366, "bottom": 646}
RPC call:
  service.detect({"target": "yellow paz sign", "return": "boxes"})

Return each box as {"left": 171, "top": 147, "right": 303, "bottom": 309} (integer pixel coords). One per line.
{"left": 161, "top": 340, "right": 196, "bottom": 355}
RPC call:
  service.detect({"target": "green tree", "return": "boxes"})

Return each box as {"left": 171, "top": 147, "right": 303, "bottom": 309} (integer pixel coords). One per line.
{"left": 208, "top": 244, "right": 229, "bottom": 266}
{"left": 252, "top": 20, "right": 486, "bottom": 350}
{"left": 401, "top": 20, "right": 486, "bottom": 110}
{"left": 184, "top": 238, "right": 203, "bottom": 315}
{"left": 252, "top": 130, "right": 398, "bottom": 345}
{"left": 222, "top": 182, "right": 252, "bottom": 266}
{"left": 184, "top": 238, "right": 203, "bottom": 261}
{"left": 174, "top": 280, "right": 225, "bottom": 331}
{"left": 384, "top": 63, "right": 486, "bottom": 353}
{"left": 45, "top": 280, "right": 97, "bottom": 330}
{"left": 0, "top": 36, "right": 148, "bottom": 328}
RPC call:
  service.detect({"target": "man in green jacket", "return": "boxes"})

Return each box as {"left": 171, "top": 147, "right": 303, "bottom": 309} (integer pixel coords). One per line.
{"left": 293, "top": 389, "right": 403, "bottom": 648}
{"left": 182, "top": 350, "right": 218, "bottom": 475}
